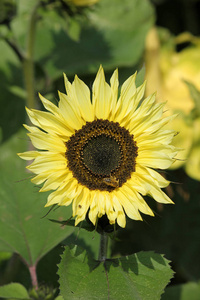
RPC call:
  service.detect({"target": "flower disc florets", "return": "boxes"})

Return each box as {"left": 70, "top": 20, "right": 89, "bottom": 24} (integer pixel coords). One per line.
{"left": 66, "top": 119, "right": 138, "bottom": 192}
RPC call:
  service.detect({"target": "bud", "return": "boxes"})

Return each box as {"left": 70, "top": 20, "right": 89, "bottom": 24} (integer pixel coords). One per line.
{"left": 29, "top": 285, "right": 57, "bottom": 300}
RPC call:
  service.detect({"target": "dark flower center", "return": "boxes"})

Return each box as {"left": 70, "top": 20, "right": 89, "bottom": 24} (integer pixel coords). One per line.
{"left": 83, "top": 135, "right": 121, "bottom": 176}
{"left": 65, "top": 119, "right": 138, "bottom": 192}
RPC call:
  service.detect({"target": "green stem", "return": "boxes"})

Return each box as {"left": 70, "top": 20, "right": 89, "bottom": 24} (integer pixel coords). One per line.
{"left": 23, "top": 2, "right": 40, "bottom": 109}
{"left": 98, "top": 232, "right": 108, "bottom": 261}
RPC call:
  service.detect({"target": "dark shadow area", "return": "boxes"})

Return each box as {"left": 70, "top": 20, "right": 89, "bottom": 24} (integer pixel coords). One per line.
{"left": 161, "top": 285, "right": 182, "bottom": 300}
{"left": 37, "top": 245, "right": 63, "bottom": 289}
{"left": 107, "top": 250, "right": 167, "bottom": 276}
{"left": 66, "top": 244, "right": 101, "bottom": 273}
{"left": 0, "top": 65, "right": 25, "bottom": 143}
{"left": 0, "top": 253, "right": 30, "bottom": 289}
{"left": 40, "top": 26, "right": 112, "bottom": 77}
{"left": 109, "top": 254, "right": 139, "bottom": 275}
{"left": 155, "top": 0, "right": 200, "bottom": 35}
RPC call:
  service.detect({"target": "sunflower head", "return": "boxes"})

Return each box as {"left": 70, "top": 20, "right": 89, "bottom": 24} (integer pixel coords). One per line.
{"left": 18, "top": 66, "right": 177, "bottom": 229}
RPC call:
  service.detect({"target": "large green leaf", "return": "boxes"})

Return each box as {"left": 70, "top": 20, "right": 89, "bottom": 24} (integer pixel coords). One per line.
{"left": 0, "top": 283, "right": 30, "bottom": 299}
{"left": 0, "top": 129, "right": 74, "bottom": 266}
{"left": 34, "top": 0, "right": 154, "bottom": 79}
{"left": 58, "top": 245, "right": 173, "bottom": 300}
{"left": 162, "top": 281, "right": 200, "bottom": 300}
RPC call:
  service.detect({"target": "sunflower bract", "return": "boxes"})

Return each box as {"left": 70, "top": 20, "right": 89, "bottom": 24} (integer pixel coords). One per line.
{"left": 18, "top": 66, "right": 177, "bottom": 228}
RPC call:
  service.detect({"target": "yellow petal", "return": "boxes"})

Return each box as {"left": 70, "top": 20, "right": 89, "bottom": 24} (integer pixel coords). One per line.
{"left": 72, "top": 75, "right": 94, "bottom": 122}
{"left": 27, "top": 154, "right": 66, "bottom": 173}
{"left": 92, "top": 65, "right": 112, "bottom": 119}
{"left": 28, "top": 131, "right": 66, "bottom": 152}
{"left": 39, "top": 170, "right": 72, "bottom": 192}
{"left": 58, "top": 91, "right": 84, "bottom": 130}
{"left": 18, "top": 151, "right": 40, "bottom": 160}
{"left": 122, "top": 183, "right": 154, "bottom": 216}
{"left": 39, "top": 93, "right": 61, "bottom": 116}
{"left": 137, "top": 151, "right": 174, "bottom": 169}
{"left": 110, "top": 69, "right": 119, "bottom": 104}
{"left": 26, "top": 108, "right": 73, "bottom": 136}
{"left": 114, "top": 189, "right": 142, "bottom": 221}
{"left": 111, "top": 194, "right": 126, "bottom": 228}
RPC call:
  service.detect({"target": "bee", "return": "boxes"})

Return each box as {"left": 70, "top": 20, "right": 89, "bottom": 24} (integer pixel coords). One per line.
{"left": 103, "top": 175, "right": 119, "bottom": 188}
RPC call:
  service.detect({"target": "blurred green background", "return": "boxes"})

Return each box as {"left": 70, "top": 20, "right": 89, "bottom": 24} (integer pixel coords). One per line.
{"left": 0, "top": 0, "right": 200, "bottom": 299}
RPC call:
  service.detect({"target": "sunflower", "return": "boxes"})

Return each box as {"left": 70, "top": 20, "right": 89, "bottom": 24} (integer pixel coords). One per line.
{"left": 18, "top": 66, "right": 177, "bottom": 228}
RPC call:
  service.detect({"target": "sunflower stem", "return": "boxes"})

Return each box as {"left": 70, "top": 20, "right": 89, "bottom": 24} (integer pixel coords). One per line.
{"left": 29, "top": 264, "right": 39, "bottom": 290}
{"left": 98, "top": 232, "right": 108, "bottom": 261}
{"left": 22, "top": 2, "right": 40, "bottom": 110}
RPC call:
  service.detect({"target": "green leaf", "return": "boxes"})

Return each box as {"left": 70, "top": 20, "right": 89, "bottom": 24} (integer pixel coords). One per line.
{"left": 0, "top": 40, "right": 25, "bottom": 142}
{"left": 10, "top": 0, "right": 40, "bottom": 49}
{"left": 64, "top": 228, "right": 101, "bottom": 260}
{"left": 0, "top": 251, "right": 12, "bottom": 263}
{"left": 0, "top": 129, "right": 74, "bottom": 266}
{"left": 55, "top": 296, "right": 64, "bottom": 300}
{"left": 135, "top": 66, "right": 146, "bottom": 87}
{"left": 34, "top": 0, "right": 155, "bottom": 79}
{"left": 49, "top": 218, "right": 95, "bottom": 232}
{"left": 0, "top": 0, "right": 16, "bottom": 24}
{"left": 58, "top": 245, "right": 173, "bottom": 300}
{"left": 0, "top": 283, "right": 30, "bottom": 299}
{"left": 162, "top": 281, "right": 200, "bottom": 300}
{"left": 184, "top": 81, "right": 200, "bottom": 118}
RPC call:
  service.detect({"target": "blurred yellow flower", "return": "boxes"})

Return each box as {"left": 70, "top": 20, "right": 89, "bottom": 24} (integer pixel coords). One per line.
{"left": 67, "top": 0, "right": 99, "bottom": 6}
{"left": 145, "top": 28, "right": 200, "bottom": 180}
